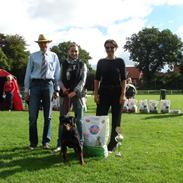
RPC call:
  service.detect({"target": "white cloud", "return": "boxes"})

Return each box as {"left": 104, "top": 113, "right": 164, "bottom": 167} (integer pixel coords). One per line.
{"left": 177, "top": 25, "right": 183, "bottom": 41}
{"left": 0, "top": 0, "right": 183, "bottom": 68}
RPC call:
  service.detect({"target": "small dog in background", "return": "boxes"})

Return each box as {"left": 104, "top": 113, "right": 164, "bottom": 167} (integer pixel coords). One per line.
{"left": 60, "top": 116, "right": 84, "bottom": 165}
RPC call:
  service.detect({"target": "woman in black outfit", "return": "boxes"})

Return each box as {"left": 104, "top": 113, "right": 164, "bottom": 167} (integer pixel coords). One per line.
{"left": 94, "top": 39, "right": 126, "bottom": 152}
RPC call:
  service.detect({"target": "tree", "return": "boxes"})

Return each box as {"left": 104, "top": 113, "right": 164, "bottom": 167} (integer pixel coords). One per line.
{"left": 0, "top": 49, "right": 9, "bottom": 70}
{"left": 1, "top": 34, "right": 29, "bottom": 85}
{"left": 124, "top": 27, "right": 183, "bottom": 87}
{"left": 51, "top": 42, "right": 68, "bottom": 62}
{"left": 0, "top": 33, "right": 6, "bottom": 48}
{"left": 86, "top": 70, "right": 95, "bottom": 91}
{"left": 154, "top": 72, "right": 183, "bottom": 89}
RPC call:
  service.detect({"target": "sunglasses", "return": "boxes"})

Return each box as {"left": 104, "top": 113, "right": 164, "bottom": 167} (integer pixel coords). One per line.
{"left": 105, "top": 46, "right": 115, "bottom": 50}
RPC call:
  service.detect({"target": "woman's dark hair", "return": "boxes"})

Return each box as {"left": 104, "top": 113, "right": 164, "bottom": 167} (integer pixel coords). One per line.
{"left": 104, "top": 39, "right": 118, "bottom": 48}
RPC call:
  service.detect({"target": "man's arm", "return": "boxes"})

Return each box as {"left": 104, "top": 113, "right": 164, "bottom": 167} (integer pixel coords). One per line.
{"left": 53, "top": 54, "right": 61, "bottom": 92}
{"left": 24, "top": 56, "right": 32, "bottom": 101}
{"left": 120, "top": 79, "right": 126, "bottom": 105}
{"left": 94, "top": 79, "right": 100, "bottom": 104}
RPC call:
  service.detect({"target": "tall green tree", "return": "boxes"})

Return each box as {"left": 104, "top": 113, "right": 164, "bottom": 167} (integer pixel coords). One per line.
{"left": 0, "top": 34, "right": 9, "bottom": 69}
{"left": 0, "top": 49, "right": 9, "bottom": 70}
{"left": 1, "top": 34, "right": 29, "bottom": 84}
{"left": 0, "top": 33, "right": 6, "bottom": 48}
{"left": 124, "top": 27, "right": 183, "bottom": 87}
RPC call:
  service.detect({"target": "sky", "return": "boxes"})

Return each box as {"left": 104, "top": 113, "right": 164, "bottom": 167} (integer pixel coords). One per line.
{"left": 1, "top": 0, "right": 183, "bottom": 68}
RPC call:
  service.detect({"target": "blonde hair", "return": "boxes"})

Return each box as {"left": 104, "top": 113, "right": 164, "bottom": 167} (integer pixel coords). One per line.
{"left": 6, "top": 75, "right": 13, "bottom": 81}
{"left": 68, "top": 42, "right": 79, "bottom": 50}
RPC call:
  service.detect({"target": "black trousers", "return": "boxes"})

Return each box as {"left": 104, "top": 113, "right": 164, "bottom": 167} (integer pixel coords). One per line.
{"left": 96, "top": 87, "right": 122, "bottom": 150}
{"left": 5, "top": 91, "right": 13, "bottom": 110}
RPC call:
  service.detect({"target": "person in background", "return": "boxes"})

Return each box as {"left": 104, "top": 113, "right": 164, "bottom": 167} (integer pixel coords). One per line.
{"left": 94, "top": 39, "right": 126, "bottom": 152}
{"left": 24, "top": 34, "right": 61, "bottom": 150}
{"left": 3, "top": 75, "right": 15, "bottom": 111}
{"left": 125, "top": 77, "right": 137, "bottom": 99}
{"left": 53, "top": 42, "right": 87, "bottom": 153}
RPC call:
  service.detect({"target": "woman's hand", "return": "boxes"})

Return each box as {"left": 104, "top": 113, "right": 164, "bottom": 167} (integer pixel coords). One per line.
{"left": 68, "top": 91, "right": 76, "bottom": 98}
{"left": 24, "top": 92, "right": 30, "bottom": 103}
{"left": 63, "top": 88, "right": 70, "bottom": 96}
{"left": 119, "top": 94, "right": 126, "bottom": 106}
{"left": 94, "top": 94, "right": 100, "bottom": 104}
{"left": 52, "top": 91, "right": 59, "bottom": 99}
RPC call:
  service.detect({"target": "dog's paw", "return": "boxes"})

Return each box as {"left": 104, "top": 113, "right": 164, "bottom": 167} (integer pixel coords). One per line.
{"left": 63, "top": 159, "right": 68, "bottom": 165}
{"left": 80, "top": 160, "right": 85, "bottom": 165}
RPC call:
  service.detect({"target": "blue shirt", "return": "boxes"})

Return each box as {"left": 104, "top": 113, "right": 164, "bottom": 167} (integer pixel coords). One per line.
{"left": 24, "top": 50, "right": 61, "bottom": 92}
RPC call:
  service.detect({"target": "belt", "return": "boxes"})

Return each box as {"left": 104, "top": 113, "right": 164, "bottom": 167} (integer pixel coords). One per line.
{"left": 31, "top": 79, "right": 53, "bottom": 82}
{"left": 100, "top": 85, "right": 121, "bottom": 88}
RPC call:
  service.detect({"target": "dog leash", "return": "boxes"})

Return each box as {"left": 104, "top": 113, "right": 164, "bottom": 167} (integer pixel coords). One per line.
{"left": 63, "top": 95, "right": 70, "bottom": 115}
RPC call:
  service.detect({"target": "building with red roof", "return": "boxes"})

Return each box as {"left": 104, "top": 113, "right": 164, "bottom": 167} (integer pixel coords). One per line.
{"left": 126, "top": 66, "right": 143, "bottom": 86}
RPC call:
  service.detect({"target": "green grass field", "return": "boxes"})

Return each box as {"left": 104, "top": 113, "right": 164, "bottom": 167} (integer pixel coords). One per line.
{"left": 0, "top": 95, "right": 183, "bottom": 183}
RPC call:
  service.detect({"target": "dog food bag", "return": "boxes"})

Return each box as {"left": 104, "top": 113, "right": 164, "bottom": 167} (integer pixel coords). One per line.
{"left": 139, "top": 99, "right": 149, "bottom": 113}
{"left": 83, "top": 115, "right": 109, "bottom": 158}
{"left": 149, "top": 100, "right": 159, "bottom": 113}
{"left": 128, "top": 99, "right": 138, "bottom": 113}
{"left": 122, "top": 100, "right": 129, "bottom": 113}
{"left": 160, "top": 100, "right": 171, "bottom": 113}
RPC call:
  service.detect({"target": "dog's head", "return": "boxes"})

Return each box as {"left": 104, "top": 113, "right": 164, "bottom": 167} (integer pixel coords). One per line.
{"left": 60, "top": 116, "right": 76, "bottom": 132}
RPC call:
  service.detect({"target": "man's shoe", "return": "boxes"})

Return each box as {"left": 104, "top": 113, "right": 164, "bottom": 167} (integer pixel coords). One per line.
{"left": 108, "top": 146, "right": 116, "bottom": 153}
{"left": 52, "top": 146, "right": 61, "bottom": 153}
{"left": 43, "top": 143, "right": 49, "bottom": 149}
{"left": 29, "top": 144, "right": 36, "bottom": 150}
{"left": 29, "top": 146, "right": 35, "bottom": 150}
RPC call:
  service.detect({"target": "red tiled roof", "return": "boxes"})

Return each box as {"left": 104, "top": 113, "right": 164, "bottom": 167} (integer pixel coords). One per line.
{"left": 126, "top": 67, "right": 142, "bottom": 79}
{"left": 174, "top": 65, "right": 181, "bottom": 73}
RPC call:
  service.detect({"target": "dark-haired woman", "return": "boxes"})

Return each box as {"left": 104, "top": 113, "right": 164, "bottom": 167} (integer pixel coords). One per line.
{"left": 94, "top": 39, "right": 127, "bottom": 152}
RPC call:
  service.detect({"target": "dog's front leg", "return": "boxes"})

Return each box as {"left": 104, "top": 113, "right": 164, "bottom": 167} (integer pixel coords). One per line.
{"left": 79, "top": 151, "right": 85, "bottom": 165}
{"left": 76, "top": 146, "right": 85, "bottom": 165}
{"left": 61, "top": 145, "right": 68, "bottom": 164}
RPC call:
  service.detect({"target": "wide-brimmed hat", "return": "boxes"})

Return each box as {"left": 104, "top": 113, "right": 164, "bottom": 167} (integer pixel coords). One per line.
{"left": 35, "top": 34, "right": 52, "bottom": 43}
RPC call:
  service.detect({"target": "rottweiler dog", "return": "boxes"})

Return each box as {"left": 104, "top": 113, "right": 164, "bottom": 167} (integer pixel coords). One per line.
{"left": 60, "top": 116, "right": 84, "bottom": 165}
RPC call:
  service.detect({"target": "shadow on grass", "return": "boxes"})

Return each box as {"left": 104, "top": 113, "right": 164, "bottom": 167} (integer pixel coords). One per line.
{"left": 0, "top": 146, "right": 92, "bottom": 179}
{"left": 144, "top": 113, "right": 183, "bottom": 120}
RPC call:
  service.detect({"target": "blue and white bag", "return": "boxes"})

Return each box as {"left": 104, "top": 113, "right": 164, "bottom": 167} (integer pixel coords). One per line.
{"left": 82, "top": 115, "right": 109, "bottom": 158}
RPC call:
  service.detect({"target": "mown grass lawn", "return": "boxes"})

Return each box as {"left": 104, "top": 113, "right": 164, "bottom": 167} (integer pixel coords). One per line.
{"left": 0, "top": 95, "right": 183, "bottom": 183}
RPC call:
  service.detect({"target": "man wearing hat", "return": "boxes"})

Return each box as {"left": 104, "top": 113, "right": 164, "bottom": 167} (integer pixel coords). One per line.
{"left": 24, "top": 34, "right": 61, "bottom": 150}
